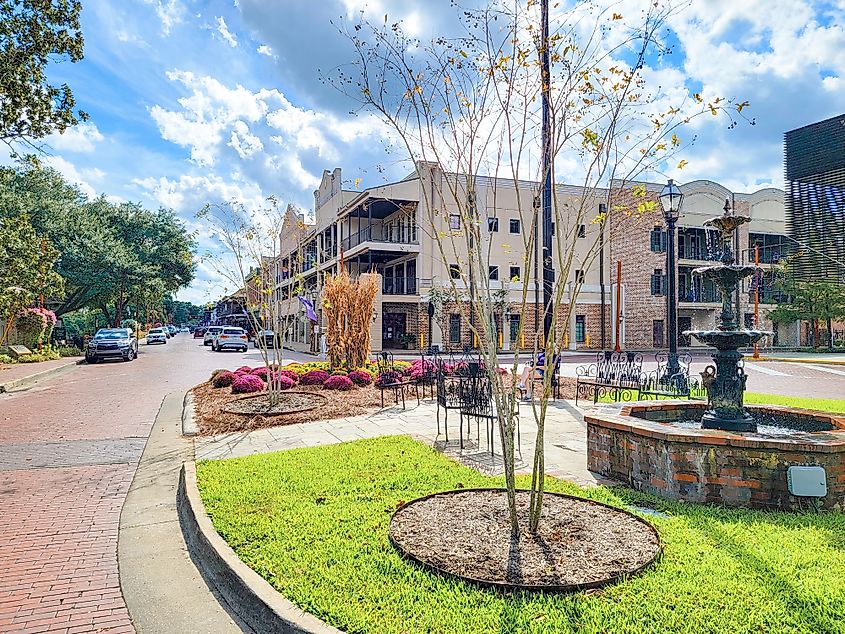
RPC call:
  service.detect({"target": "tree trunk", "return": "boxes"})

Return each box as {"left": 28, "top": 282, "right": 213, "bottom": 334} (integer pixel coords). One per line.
{"left": 827, "top": 317, "right": 834, "bottom": 350}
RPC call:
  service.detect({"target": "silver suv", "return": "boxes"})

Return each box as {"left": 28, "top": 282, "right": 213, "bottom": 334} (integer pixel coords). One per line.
{"left": 86, "top": 328, "right": 138, "bottom": 363}
{"left": 203, "top": 326, "right": 223, "bottom": 346}
{"left": 213, "top": 327, "right": 248, "bottom": 352}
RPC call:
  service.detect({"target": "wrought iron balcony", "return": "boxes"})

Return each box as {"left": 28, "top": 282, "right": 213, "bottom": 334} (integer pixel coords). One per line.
{"left": 341, "top": 225, "right": 419, "bottom": 251}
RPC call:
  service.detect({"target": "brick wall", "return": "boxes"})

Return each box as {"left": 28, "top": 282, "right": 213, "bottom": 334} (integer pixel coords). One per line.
{"left": 587, "top": 404, "right": 845, "bottom": 510}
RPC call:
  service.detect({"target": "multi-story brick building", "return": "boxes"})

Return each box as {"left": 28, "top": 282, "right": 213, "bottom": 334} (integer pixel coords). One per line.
{"left": 270, "top": 164, "right": 792, "bottom": 353}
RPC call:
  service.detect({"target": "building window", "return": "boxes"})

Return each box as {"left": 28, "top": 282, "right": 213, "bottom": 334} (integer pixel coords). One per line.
{"left": 509, "top": 266, "right": 521, "bottom": 281}
{"left": 653, "top": 320, "right": 665, "bottom": 347}
{"left": 650, "top": 268, "right": 665, "bottom": 296}
{"left": 488, "top": 265, "right": 499, "bottom": 281}
{"left": 449, "top": 314, "right": 461, "bottom": 344}
{"left": 509, "top": 218, "right": 521, "bottom": 233}
{"left": 575, "top": 315, "right": 586, "bottom": 343}
{"left": 577, "top": 224, "right": 586, "bottom": 238}
{"left": 650, "top": 227, "right": 667, "bottom": 252}
{"left": 575, "top": 269, "right": 585, "bottom": 284}
{"left": 487, "top": 217, "right": 499, "bottom": 232}
{"left": 449, "top": 214, "right": 461, "bottom": 230}
{"left": 449, "top": 263, "right": 461, "bottom": 279}
{"left": 508, "top": 314, "right": 520, "bottom": 342}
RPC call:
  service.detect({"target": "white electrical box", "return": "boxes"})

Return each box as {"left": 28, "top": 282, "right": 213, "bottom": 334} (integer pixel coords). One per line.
{"left": 787, "top": 466, "right": 827, "bottom": 497}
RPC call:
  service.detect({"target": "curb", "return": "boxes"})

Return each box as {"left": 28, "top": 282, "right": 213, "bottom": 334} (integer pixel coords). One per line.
{"left": 182, "top": 390, "right": 199, "bottom": 436}
{"left": 755, "top": 357, "right": 845, "bottom": 366}
{"left": 178, "top": 461, "right": 343, "bottom": 634}
{"left": 0, "top": 358, "right": 83, "bottom": 393}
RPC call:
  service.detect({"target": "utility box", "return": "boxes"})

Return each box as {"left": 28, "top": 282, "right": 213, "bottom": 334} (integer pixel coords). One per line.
{"left": 787, "top": 466, "right": 827, "bottom": 497}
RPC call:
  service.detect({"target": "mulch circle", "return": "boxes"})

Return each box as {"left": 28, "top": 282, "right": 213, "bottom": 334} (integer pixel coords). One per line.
{"left": 221, "top": 391, "right": 328, "bottom": 416}
{"left": 388, "top": 488, "right": 661, "bottom": 592}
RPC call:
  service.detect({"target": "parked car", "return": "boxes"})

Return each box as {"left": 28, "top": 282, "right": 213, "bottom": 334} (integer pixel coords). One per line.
{"left": 147, "top": 327, "right": 168, "bottom": 345}
{"left": 193, "top": 327, "right": 206, "bottom": 339}
{"left": 86, "top": 328, "right": 138, "bottom": 363}
{"left": 213, "top": 327, "right": 248, "bottom": 352}
{"left": 253, "top": 329, "right": 280, "bottom": 348}
{"left": 203, "top": 326, "right": 223, "bottom": 346}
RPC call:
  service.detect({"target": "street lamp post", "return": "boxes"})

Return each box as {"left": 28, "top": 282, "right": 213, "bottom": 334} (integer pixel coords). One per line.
{"left": 659, "top": 179, "right": 683, "bottom": 380}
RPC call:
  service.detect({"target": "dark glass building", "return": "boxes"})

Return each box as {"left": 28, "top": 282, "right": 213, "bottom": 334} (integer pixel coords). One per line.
{"left": 784, "top": 113, "right": 845, "bottom": 283}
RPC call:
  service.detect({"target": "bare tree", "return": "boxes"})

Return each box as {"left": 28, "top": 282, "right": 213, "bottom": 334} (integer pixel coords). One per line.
{"left": 329, "top": 0, "right": 748, "bottom": 535}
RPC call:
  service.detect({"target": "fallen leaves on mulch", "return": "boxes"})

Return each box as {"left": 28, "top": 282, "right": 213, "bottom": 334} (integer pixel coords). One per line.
{"left": 192, "top": 380, "right": 385, "bottom": 435}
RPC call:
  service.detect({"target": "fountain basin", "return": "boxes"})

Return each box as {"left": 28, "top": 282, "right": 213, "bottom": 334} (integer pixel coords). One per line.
{"left": 585, "top": 402, "right": 845, "bottom": 510}
{"left": 686, "top": 328, "right": 768, "bottom": 350}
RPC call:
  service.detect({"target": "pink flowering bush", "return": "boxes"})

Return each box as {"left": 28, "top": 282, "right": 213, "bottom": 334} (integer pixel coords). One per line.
{"left": 324, "top": 375, "right": 355, "bottom": 391}
{"left": 408, "top": 359, "right": 436, "bottom": 380}
{"left": 300, "top": 369, "right": 331, "bottom": 385}
{"left": 212, "top": 371, "right": 237, "bottom": 388}
{"left": 250, "top": 366, "right": 269, "bottom": 381}
{"left": 375, "top": 371, "right": 402, "bottom": 388}
{"left": 231, "top": 374, "right": 264, "bottom": 394}
{"left": 275, "top": 369, "right": 299, "bottom": 384}
{"left": 236, "top": 365, "right": 253, "bottom": 374}
{"left": 270, "top": 374, "right": 296, "bottom": 390}
{"left": 348, "top": 370, "right": 373, "bottom": 386}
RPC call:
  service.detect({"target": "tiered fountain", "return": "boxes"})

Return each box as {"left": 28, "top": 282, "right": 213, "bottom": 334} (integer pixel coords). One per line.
{"left": 585, "top": 203, "right": 845, "bottom": 510}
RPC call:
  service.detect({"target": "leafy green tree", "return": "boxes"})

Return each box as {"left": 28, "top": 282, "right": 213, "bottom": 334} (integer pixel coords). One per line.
{"left": 1, "top": 0, "right": 87, "bottom": 151}
{"left": 0, "top": 213, "right": 63, "bottom": 345}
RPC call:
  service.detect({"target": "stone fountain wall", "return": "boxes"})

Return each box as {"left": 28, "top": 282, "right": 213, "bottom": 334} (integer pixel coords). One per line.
{"left": 586, "top": 403, "right": 845, "bottom": 510}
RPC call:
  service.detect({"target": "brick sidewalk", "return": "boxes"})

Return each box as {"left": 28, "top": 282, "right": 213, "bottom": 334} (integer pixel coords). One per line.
{"left": 0, "top": 358, "right": 81, "bottom": 390}
{"left": 0, "top": 336, "right": 250, "bottom": 633}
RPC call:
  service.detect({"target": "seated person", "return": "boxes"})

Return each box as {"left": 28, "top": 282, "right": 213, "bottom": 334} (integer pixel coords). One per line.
{"left": 518, "top": 351, "right": 560, "bottom": 398}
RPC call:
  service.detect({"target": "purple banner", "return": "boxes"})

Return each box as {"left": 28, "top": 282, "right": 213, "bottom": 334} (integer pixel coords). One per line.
{"left": 297, "top": 296, "right": 318, "bottom": 323}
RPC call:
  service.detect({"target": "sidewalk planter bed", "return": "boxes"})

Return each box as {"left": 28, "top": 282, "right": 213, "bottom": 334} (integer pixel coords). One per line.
{"left": 196, "top": 436, "right": 845, "bottom": 634}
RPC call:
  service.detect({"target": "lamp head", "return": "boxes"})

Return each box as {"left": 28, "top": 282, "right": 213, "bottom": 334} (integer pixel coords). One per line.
{"left": 660, "top": 179, "right": 683, "bottom": 222}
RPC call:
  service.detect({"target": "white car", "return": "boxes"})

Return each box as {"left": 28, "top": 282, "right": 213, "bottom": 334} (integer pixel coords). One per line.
{"left": 147, "top": 327, "right": 168, "bottom": 345}
{"left": 213, "top": 327, "right": 248, "bottom": 352}
{"left": 204, "top": 326, "right": 223, "bottom": 346}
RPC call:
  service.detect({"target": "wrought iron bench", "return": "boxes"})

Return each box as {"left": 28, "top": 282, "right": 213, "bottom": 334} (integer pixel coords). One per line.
{"left": 575, "top": 351, "right": 643, "bottom": 404}
{"left": 376, "top": 351, "right": 411, "bottom": 409}
{"left": 435, "top": 351, "right": 481, "bottom": 441}
{"left": 637, "top": 352, "right": 706, "bottom": 401}
{"left": 457, "top": 366, "right": 520, "bottom": 456}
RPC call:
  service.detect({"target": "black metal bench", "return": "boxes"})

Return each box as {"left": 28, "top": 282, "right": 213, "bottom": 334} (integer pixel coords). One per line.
{"left": 376, "top": 351, "right": 411, "bottom": 409}
{"left": 457, "top": 364, "right": 520, "bottom": 456}
{"left": 575, "top": 351, "right": 643, "bottom": 404}
{"left": 435, "top": 351, "right": 481, "bottom": 441}
{"left": 637, "top": 352, "right": 706, "bottom": 401}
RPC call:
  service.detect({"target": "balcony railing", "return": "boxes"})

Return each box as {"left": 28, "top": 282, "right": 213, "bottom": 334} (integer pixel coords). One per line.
{"left": 678, "top": 288, "right": 720, "bottom": 303}
{"left": 750, "top": 289, "right": 790, "bottom": 305}
{"left": 382, "top": 276, "right": 418, "bottom": 295}
{"left": 677, "top": 246, "right": 722, "bottom": 262}
{"left": 341, "top": 225, "right": 419, "bottom": 251}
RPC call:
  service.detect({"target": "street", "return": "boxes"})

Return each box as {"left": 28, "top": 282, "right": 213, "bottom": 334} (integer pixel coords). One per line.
{"left": 0, "top": 337, "right": 843, "bottom": 633}
{"left": 0, "top": 335, "right": 272, "bottom": 634}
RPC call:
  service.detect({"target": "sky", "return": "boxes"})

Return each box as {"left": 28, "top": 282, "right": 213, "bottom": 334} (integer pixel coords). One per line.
{"left": 10, "top": 0, "right": 845, "bottom": 303}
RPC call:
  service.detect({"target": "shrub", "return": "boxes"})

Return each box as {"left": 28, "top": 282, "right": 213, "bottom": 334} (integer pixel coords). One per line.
{"left": 0, "top": 354, "right": 16, "bottom": 364}
{"left": 276, "top": 369, "right": 299, "bottom": 384}
{"left": 251, "top": 366, "right": 269, "bottom": 381}
{"left": 300, "top": 369, "right": 331, "bottom": 385}
{"left": 331, "top": 369, "right": 349, "bottom": 376}
{"left": 212, "top": 371, "right": 237, "bottom": 388}
{"left": 271, "top": 374, "right": 296, "bottom": 390}
{"left": 231, "top": 374, "right": 264, "bottom": 394}
{"left": 408, "top": 359, "right": 436, "bottom": 380}
{"left": 236, "top": 366, "right": 253, "bottom": 374}
{"left": 17, "top": 350, "right": 61, "bottom": 363}
{"left": 324, "top": 375, "right": 355, "bottom": 391}
{"left": 57, "top": 345, "right": 83, "bottom": 357}
{"left": 348, "top": 370, "right": 373, "bottom": 386}
{"left": 375, "top": 370, "right": 402, "bottom": 388}
{"left": 209, "top": 368, "right": 229, "bottom": 382}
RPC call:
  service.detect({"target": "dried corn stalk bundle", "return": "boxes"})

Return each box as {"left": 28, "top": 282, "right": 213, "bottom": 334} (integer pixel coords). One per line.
{"left": 322, "top": 269, "right": 379, "bottom": 369}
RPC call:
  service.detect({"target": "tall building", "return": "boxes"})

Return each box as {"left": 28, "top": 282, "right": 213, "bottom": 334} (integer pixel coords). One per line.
{"left": 269, "top": 165, "right": 791, "bottom": 352}
{"left": 785, "top": 113, "right": 845, "bottom": 283}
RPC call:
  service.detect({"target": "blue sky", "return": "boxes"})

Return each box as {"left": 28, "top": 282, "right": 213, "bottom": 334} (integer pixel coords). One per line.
{"left": 10, "top": 0, "right": 845, "bottom": 303}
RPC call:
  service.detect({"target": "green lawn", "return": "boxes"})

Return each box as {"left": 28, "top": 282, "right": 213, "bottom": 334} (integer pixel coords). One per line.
{"left": 744, "top": 392, "right": 845, "bottom": 414}
{"left": 197, "top": 436, "right": 845, "bottom": 634}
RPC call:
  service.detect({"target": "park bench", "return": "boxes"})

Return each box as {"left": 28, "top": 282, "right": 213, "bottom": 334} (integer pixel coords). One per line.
{"left": 575, "top": 351, "right": 644, "bottom": 404}
{"left": 637, "top": 352, "right": 707, "bottom": 401}
{"left": 434, "top": 350, "right": 480, "bottom": 441}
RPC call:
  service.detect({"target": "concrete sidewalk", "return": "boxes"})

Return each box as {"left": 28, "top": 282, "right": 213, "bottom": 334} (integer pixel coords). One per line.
{"left": 118, "top": 392, "right": 246, "bottom": 633}
{"left": 195, "top": 397, "right": 599, "bottom": 487}
{"left": 0, "top": 357, "right": 82, "bottom": 392}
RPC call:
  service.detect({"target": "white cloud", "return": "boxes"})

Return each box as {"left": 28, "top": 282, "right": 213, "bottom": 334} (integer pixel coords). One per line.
{"left": 44, "top": 156, "right": 98, "bottom": 199}
{"left": 47, "top": 122, "right": 104, "bottom": 153}
{"left": 142, "top": 0, "right": 184, "bottom": 36}
{"left": 215, "top": 16, "right": 238, "bottom": 47}
{"left": 256, "top": 44, "right": 273, "bottom": 56}
{"left": 228, "top": 121, "right": 264, "bottom": 159}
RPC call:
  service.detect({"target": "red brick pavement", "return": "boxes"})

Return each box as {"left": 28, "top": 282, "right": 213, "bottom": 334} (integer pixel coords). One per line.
{"left": 0, "top": 465, "right": 135, "bottom": 633}
{"left": 0, "top": 337, "right": 267, "bottom": 633}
